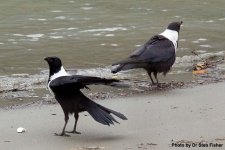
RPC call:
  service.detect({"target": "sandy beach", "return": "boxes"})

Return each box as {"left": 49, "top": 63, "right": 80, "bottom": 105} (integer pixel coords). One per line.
{"left": 1, "top": 82, "right": 225, "bottom": 150}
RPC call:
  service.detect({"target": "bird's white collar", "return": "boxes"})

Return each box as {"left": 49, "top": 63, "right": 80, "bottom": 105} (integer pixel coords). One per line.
{"left": 47, "top": 66, "right": 70, "bottom": 96}
{"left": 159, "top": 29, "right": 178, "bottom": 49}
{"left": 49, "top": 66, "right": 70, "bottom": 82}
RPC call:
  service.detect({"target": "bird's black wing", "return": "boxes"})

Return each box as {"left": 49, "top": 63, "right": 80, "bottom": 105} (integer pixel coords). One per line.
{"left": 112, "top": 35, "right": 175, "bottom": 65}
{"left": 49, "top": 75, "right": 119, "bottom": 91}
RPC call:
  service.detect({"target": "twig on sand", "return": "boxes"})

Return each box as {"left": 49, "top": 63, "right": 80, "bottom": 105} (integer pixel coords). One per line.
{"left": 191, "top": 50, "right": 207, "bottom": 63}
{"left": 192, "top": 50, "right": 224, "bottom": 71}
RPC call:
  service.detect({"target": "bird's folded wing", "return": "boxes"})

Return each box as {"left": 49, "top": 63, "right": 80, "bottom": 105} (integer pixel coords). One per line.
{"left": 112, "top": 35, "right": 175, "bottom": 65}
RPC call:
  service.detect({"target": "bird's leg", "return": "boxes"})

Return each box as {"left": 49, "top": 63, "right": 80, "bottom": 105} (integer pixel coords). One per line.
{"left": 153, "top": 72, "right": 160, "bottom": 86}
{"left": 147, "top": 71, "right": 155, "bottom": 85}
{"left": 55, "top": 113, "right": 70, "bottom": 137}
{"left": 67, "top": 113, "right": 81, "bottom": 134}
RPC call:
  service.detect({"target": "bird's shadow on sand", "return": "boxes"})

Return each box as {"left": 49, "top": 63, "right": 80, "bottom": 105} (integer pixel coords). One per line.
{"left": 69, "top": 132, "right": 126, "bottom": 142}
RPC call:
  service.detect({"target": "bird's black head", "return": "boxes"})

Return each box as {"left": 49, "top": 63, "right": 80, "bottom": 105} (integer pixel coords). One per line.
{"left": 44, "top": 56, "right": 62, "bottom": 76}
{"left": 167, "top": 21, "right": 183, "bottom": 33}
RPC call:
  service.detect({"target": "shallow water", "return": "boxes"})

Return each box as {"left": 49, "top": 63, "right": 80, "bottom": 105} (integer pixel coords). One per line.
{"left": 0, "top": 0, "right": 225, "bottom": 108}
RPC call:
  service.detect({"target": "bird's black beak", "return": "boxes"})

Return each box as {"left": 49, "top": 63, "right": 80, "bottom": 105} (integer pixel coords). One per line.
{"left": 44, "top": 57, "right": 50, "bottom": 62}
{"left": 180, "top": 21, "right": 183, "bottom": 26}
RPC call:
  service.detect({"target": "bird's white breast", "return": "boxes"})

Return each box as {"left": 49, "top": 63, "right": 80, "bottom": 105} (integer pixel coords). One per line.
{"left": 159, "top": 29, "right": 178, "bottom": 50}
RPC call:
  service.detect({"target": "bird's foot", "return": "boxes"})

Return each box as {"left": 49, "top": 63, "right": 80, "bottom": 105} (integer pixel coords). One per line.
{"left": 157, "top": 83, "right": 167, "bottom": 88}
{"left": 157, "top": 83, "right": 161, "bottom": 87}
{"left": 150, "top": 82, "right": 158, "bottom": 86}
{"left": 54, "top": 132, "right": 71, "bottom": 137}
{"left": 150, "top": 82, "right": 161, "bottom": 87}
{"left": 66, "top": 130, "right": 81, "bottom": 134}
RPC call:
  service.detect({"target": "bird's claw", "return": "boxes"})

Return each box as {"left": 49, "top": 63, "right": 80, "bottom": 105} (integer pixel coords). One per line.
{"left": 54, "top": 132, "right": 71, "bottom": 137}
{"left": 66, "top": 131, "right": 81, "bottom": 134}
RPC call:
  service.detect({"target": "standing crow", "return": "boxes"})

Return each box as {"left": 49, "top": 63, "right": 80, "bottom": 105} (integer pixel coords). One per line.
{"left": 44, "top": 57, "right": 127, "bottom": 136}
{"left": 112, "top": 21, "right": 183, "bottom": 85}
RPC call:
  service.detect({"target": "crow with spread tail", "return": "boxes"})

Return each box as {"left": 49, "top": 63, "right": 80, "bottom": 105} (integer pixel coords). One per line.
{"left": 44, "top": 57, "right": 127, "bottom": 136}
{"left": 112, "top": 21, "right": 183, "bottom": 85}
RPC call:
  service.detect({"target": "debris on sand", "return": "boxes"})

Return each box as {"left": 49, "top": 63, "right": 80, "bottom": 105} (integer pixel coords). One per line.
{"left": 137, "top": 143, "right": 157, "bottom": 149}
{"left": 191, "top": 50, "right": 224, "bottom": 74}
{"left": 17, "top": 127, "right": 26, "bottom": 133}
{"left": 192, "top": 61, "right": 208, "bottom": 74}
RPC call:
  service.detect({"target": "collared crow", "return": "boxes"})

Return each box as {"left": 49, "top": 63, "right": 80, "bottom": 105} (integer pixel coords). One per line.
{"left": 111, "top": 21, "right": 183, "bottom": 85}
{"left": 44, "top": 57, "right": 127, "bottom": 136}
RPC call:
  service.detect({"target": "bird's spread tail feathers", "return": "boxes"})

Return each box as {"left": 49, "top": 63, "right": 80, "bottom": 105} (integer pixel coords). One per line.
{"left": 82, "top": 96, "right": 127, "bottom": 126}
{"left": 97, "top": 104, "right": 128, "bottom": 120}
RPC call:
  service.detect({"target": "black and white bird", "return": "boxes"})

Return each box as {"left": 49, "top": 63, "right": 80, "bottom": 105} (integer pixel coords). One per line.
{"left": 44, "top": 57, "right": 127, "bottom": 136}
{"left": 111, "top": 21, "right": 183, "bottom": 85}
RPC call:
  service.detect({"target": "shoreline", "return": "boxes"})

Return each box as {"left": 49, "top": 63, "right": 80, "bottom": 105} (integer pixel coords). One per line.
{"left": 0, "top": 55, "right": 225, "bottom": 109}
{"left": 1, "top": 77, "right": 225, "bottom": 110}
{"left": 1, "top": 74, "right": 225, "bottom": 110}
{"left": 1, "top": 82, "right": 225, "bottom": 149}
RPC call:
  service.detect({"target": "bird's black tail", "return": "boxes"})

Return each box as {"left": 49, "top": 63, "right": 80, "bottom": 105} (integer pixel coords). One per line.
{"left": 81, "top": 95, "right": 127, "bottom": 126}
{"left": 111, "top": 64, "right": 125, "bottom": 73}
{"left": 111, "top": 64, "right": 140, "bottom": 73}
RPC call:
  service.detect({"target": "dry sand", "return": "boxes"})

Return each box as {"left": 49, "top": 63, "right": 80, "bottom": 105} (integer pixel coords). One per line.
{"left": 1, "top": 82, "right": 225, "bottom": 150}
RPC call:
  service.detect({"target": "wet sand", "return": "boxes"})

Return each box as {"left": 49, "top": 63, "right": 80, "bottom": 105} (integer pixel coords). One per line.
{"left": 1, "top": 82, "right": 225, "bottom": 150}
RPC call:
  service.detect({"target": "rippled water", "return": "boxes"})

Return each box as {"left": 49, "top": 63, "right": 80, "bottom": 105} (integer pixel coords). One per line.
{"left": 0, "top": 0, "right": 225, "bottom": 78}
